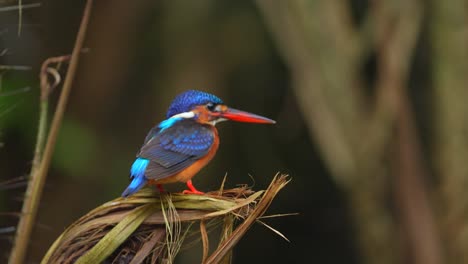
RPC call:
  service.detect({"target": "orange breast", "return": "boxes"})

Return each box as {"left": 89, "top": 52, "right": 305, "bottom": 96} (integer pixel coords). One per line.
{"left": 151, "top": 126, "right": 219, "bottom": 185}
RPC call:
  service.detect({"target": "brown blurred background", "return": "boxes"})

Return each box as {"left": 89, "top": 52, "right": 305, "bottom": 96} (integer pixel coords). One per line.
{"left": 1, "top": 0, "right": 467, "bottom": 264}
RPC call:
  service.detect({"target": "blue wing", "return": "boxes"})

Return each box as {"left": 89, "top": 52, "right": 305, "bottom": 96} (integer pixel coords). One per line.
{"left": 138, "top": 119, "right": 215, "bottom": 181}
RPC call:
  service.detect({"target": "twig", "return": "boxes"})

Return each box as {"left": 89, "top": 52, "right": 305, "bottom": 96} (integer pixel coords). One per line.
{"left": 218, "top": 215, "right": 234, "bottom": 264}
{"left": 204, "top": 175, "right": 290, "bottom": 264}
{"left": 17, "top": 0, "right": 22, "bottom": 36}
{"left": 0, "top": 87, "right": 30, "bottom": 97}
{"left": 8, "top": 1, "right": 93, "bottom": 263}
{"left": 371, "top": 2, "right": 441, "bottom": 263}
{"left": 0, "top": 65, "right": 31, "bottom": 71}
{"left": 0, "top": 2, "right": 41, "bottom": 12}
{"left": 256, "top": 219, "right": 290, "bottom": 242}
{"left": 39, "top": 54, "right": 73, "bottom": 100}
{"left": 200, "top": 220, "right": 209, "bottom": 263}
{"left": 128, "top": 229, "right": 165, "bottom": 264}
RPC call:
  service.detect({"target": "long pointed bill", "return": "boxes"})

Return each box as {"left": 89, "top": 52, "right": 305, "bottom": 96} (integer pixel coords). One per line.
{"left": 219, "top": 108, "right": 276, "bottom": 124}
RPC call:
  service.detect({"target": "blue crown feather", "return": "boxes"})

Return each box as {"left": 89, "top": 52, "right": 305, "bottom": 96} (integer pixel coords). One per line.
{"left": 166, "top": 90, "right": 223, "bottom": 118}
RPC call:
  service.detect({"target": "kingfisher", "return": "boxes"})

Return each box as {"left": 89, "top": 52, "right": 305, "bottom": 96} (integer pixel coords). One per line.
{"left": 121, "top": 90, "right": 276, "bottom": 197}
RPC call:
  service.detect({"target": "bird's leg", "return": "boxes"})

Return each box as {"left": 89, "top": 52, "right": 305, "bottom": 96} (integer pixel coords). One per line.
{"left": 183, "top": 180, "right": 204, "bottom": 194}
{"left": 148, "top": 180, "right": 165, "bottom": 193}
{"left": 156, "top": 184, "right": 165, "bottom": 193}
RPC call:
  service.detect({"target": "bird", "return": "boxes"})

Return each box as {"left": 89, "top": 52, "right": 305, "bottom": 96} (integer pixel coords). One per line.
{"left": 121, "top": 90, "right": 276, "bottom": 197}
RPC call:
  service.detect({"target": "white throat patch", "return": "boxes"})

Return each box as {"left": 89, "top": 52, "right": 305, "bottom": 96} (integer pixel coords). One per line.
{"left": 170, "top": 111, "right": 195, "bottom": 119}
{"left": 208, "top": 118, "right": 227, "bottom": 126}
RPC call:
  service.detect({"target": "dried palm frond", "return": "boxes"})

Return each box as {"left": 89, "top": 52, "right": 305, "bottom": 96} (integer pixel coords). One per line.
{"left": 41, "top": 174, "right": 290, "bottom": 264}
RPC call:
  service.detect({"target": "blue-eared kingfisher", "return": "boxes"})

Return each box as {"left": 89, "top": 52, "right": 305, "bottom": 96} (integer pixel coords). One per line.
{"left": 121, "top": 90, "right": 276, "bottom": 197}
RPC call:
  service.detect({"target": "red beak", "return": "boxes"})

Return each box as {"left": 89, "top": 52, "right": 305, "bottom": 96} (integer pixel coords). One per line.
{"left": 219, "top": 108, "right": 276, "bottom": 124}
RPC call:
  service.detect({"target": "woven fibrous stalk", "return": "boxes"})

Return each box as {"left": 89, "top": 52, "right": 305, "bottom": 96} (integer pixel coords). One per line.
{"left": 42, "top": 174, "right": 289, "bottom": 264}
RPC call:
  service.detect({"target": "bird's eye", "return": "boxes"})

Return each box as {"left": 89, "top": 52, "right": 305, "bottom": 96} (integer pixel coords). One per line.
{"left": 206, "top": 102, "right": 216, "bottom": 111}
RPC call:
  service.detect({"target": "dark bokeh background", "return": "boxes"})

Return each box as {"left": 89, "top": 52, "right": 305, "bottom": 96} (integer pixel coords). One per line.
{"left": 0, "top": 1, "right": 357, "bottom": 263}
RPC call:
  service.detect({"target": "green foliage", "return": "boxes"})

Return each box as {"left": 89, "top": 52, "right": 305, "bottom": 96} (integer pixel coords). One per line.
{"left": 52, "top": 118, "right": 98, "bottom": 177}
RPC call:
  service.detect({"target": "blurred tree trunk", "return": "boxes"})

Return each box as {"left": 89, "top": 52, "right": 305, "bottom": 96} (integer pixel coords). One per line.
{"left": 431, "top": 1, "right": 468, "bottom": 263}
{"left": 257, "top": 1, "right": 442, "bottom": 264}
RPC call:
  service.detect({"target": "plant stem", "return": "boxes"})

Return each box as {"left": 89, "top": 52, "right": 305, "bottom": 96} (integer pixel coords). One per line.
{"left": 31, "top": 101, "right": 48, "bottom": 171}
{"left": 17, "top": 0, "right": 22, "bottom": 36}
{"left": 8, "top": 1, "right": 93, "bottom": 263}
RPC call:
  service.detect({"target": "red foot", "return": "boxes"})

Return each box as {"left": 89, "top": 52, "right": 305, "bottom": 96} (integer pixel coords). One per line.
{"left": 182, "top": 180, "right": 204, "bottom": 195}
{"left": 156, "top": 184, "right": 165, "bottom": 193}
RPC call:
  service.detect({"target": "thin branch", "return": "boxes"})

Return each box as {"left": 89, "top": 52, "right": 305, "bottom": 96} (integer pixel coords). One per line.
{"left": 257, "top": 212, "right": 299, "bottom": 219}
{"left": 0, "top": 65, "right": 31, "bottom": 71}
{"left": 17, "top": 0, "right": 22, "bottom": 36}
{"left": 205, "top": 175, "right": 290, "bottom": 264}
{"left": 39, "top": 54, "right": 72, "bottom": 100}
{"left": 369, "top": 1, "right": 441, "bottom": 264}
{"left": 0, "top": 2, "right": 41, "bottom": 12}
{"left": 200, "top": 220, "right": 209, "bottom": 263}
{"left": 8, "top": 1, "right": 93, "bottom": 263}
{"left": 256, "top": 220, "right": 290, "bottom": 242}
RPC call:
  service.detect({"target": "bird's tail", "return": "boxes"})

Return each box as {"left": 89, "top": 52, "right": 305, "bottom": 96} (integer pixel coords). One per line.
{"left": 122, "top": 158, "right": 149, "bottom": 197}
{"left": 121, "top": 175, "right": 147, "bottom": 197}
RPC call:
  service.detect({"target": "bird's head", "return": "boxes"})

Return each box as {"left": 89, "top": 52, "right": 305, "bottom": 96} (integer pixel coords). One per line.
{"left": 165, "top": 90, "right": 276, "bottom": 126}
